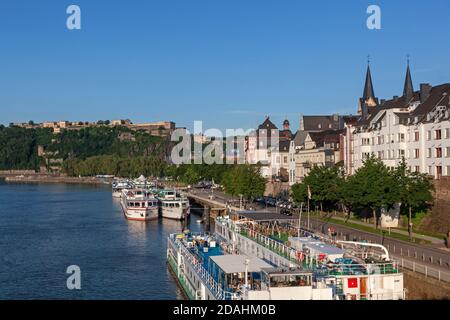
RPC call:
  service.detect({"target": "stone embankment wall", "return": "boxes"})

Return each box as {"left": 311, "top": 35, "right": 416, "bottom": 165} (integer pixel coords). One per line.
{"left": 404, "top": 269, "right": 450, "bottom": 300}
{"left": 265, "top": 181, "right": 290, "bottom": 198}
{"left": 0, "top": 170, "right": 37, "bottom": 175}
{"left": 419, "top": 177, "right": 450, "bottom": 235}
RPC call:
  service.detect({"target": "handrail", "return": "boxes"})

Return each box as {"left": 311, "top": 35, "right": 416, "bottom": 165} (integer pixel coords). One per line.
{"left": 216, "top": 219, "right": 400, "bottom": 276}
{"left": 168, "top": 236, "right": 239, "bottom": 300}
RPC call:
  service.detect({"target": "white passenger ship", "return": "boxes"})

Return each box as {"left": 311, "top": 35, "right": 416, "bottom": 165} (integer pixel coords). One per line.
{"left": 158, "top": 189, "right": 190, "bottom": 220}
{"left": 167, "top": 212, "right": 405, "bottom": 300}
{"left": 120, "top": 189, "right": 159, "bottom": 221}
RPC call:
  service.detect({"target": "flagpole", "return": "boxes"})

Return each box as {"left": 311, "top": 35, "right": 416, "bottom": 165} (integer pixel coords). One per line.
{"left": 307, "top": 185, "right": 311, "bottom": 231}
{"left": 307, "top": 197, "right": 310, "bottom": 231}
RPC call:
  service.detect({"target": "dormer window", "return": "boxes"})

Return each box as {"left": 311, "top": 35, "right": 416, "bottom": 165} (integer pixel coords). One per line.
{"left": 318, "top": 124, "right": 322, "bottom": 129}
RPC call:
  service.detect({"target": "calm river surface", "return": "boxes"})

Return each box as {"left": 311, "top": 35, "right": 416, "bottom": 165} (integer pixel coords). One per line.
{"left": 0, "top": 180, "right": 205, "bottom": 299}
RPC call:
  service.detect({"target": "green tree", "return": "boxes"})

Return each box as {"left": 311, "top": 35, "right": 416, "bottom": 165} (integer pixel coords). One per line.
{"left": 346, "top": 156, "right": 399, "bottom": 228}
{"left": 182, "top": 166, "right": 200, "bottom": 185}
{"left": 291, "top": 182, "right": 307, "bottom": 204}
{"left": 222, "top": 165, "right": 266, "bottom": 200}
{"left": 394, "top": 158, "right": 434, "bottom": 240}
{"left": 302, "top": 166, "right": 344, "bottom": 212}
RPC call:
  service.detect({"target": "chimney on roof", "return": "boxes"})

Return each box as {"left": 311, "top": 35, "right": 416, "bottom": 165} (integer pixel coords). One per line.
{"left": 420, "top": 83, "right": 432, "bottom": 103}
{"left": 393, "top": 96, "right": 399, "bottom": 101}
{"left": 380, "top": 99, "right": 386, "bottom": 105}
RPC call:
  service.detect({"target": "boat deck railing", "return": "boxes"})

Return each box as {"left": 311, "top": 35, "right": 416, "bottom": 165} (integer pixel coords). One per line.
{"left": 168, "top": 235, "right": 240, "bottom": 300}
{"left": 216, "top": 220, "right": 400, "bottom": 277}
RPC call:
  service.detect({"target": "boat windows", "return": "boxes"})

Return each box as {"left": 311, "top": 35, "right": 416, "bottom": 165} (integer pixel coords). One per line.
{"left": 268, "top": 274, "right": 311, "bottom": 287}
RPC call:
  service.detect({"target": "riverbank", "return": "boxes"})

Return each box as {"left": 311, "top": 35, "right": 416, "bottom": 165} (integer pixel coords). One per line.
{"left": 1, "top": 174, "right": 111, "bottom": 185}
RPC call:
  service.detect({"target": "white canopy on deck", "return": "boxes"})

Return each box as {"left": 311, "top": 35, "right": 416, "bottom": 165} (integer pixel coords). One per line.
{"left": 210, "top": 255, "right": 272, "bottom": 274}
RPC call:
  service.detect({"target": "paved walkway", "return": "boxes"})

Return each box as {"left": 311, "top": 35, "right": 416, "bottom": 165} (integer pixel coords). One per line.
{"left": 324, "top": 215, "right": 444, "bottom": 245}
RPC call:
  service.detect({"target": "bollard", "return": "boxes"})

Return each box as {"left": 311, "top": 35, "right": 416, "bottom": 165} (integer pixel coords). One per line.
{"left": 430, "top": 256, "right": 433, "bottom": 264}
{"left": 422, "top": 253, "right": 425, "bottom": 261}
{"left": 439, "top": 258, "right": 442, "bottom": 266}
{"left": 415, "top": 251, "right": 417, "bottom": 258}
{"left": 401, "top": 248, "right": 403, "bottom": 256}
{"left": 408, "top": 249, "right": 410, "bottom": 257}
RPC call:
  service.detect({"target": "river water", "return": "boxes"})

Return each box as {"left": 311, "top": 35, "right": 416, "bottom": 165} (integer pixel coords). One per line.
{"left": 0, "top": 181, "right": 205, "bottom": 299}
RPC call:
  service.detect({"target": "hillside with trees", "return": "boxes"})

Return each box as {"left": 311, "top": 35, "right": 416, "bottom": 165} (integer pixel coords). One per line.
{"left": 0, "top": 125, "right": 171, "bottom": 174}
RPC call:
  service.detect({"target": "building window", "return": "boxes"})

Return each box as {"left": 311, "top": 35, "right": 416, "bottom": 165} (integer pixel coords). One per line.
{"left": 415, "top": 149, "right": 420, "bottom": 159}
{"left": 437, "top": 166, "right": 442, "bottom": 179}
{"left": 435, "top": 130, "right": 442, "bottom": 140}
{"left": 377, "top": 136, "right": 383, "bottom": 145}
{"left": 427, "top": 148, "right": 432, "bottom": 158}
{"left": 415, "top": 166, "right": 420, "bottom": 173}
{"left": 414, "top": 131, "right": 420, "bottom": 141}
{"left": 398, "top": 133, "right": 405, "bottom": 142}
{"left": 446, "top": 147, "right": 450, "bottom": 158}
{"left": 436, "top": 147, "right": 443, "bottom": 158}
{"left": 398, "top": 149, "right": 405, "bottom": 159}
{"left": 427, "top": 131, "right": 431, "bottom": 140}
{"left": 445, "top": 128, "right": 450, "bottom": 139}
{"left": 428, "top": 166, "right": 433, "bottom": 175}
{"left": 362, "top": 152, "right": 371, "bottom": 160}
{"left": 447, "top": 166, "right": 450, "bottom": 176}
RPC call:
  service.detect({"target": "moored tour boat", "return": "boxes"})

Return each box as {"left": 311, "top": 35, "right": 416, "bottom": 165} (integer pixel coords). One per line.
{"left": 158, "top": 189, "right": 190, "bottom": 220}
{"left": 120, "top": 189, "right": 159, "bottom": 221}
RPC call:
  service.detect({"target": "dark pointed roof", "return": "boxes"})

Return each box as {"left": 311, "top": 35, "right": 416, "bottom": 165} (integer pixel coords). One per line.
{"left": 363, "top": 65, "right": 376, "bottom": 101}
{"left": 403, "top": 62, "right": 414, "bottom": 100}
{"left": 258, "top": 117, "right": 277, "bottom": 130}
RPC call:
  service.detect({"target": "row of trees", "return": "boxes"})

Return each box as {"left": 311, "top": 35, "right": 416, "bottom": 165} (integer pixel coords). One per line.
{"left": 164, "top": 163, "right": 267, "bottom": 200}
{"left": 63, "top": 155, "right": 167, "bottom": 178}
{"left": 291, "top": 156, "right": 434, "bottom": 239}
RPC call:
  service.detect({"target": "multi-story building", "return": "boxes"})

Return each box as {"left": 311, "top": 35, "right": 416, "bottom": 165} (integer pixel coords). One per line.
{"left": 288, "top": 130, "right": 342, "bottom": 185}
{"left": 246, "top": 117, "right": 292, "bottom": 179}
{"left": 345, "top": 62, "right": 450, "bottom": 179}
{"left": 127, "top": 121, "right": 176, "bottom": 137}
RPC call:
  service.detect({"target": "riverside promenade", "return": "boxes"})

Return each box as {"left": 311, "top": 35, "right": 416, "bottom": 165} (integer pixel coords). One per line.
{"left": 1, "top": 174, "right": 111, "bottom": 185}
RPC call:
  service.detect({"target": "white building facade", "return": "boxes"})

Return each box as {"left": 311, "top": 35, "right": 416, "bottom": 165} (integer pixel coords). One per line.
{"left": 348, "top": 63, "right": 450, "bottom": 179}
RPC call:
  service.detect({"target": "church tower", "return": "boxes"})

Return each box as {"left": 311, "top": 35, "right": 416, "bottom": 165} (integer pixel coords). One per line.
{"left": 403, "top": 57, "right": 414, "bottom": 101}
{"left": 358, "top": 58, "right": 379, "bottom": 118}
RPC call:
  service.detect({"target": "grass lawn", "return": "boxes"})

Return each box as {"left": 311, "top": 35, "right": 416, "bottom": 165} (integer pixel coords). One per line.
{"left": 302, "top": 210, "right": 444, "bottom": 241}
{"left": 319, "top": 217, "right": 432, "bottom": 245}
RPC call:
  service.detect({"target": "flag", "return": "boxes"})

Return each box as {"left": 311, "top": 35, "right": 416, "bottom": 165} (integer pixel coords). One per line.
{"left": 307, "top": 185, "right": 312, "bottom": 200}
{"left": 348, "top": 278, "right": 358, "bottom": 288}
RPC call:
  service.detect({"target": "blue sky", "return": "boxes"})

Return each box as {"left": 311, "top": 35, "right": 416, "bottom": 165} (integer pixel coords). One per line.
{"left": 1, "top": 0, "right": 450, "bottom": 133}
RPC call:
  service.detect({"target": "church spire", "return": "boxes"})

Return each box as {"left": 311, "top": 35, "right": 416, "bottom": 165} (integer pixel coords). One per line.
{"left": 362, "top": 57, "right": 375, "bottom": 101}
{"left": 403, "top": 55, "right": 414, "bottom": 100}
